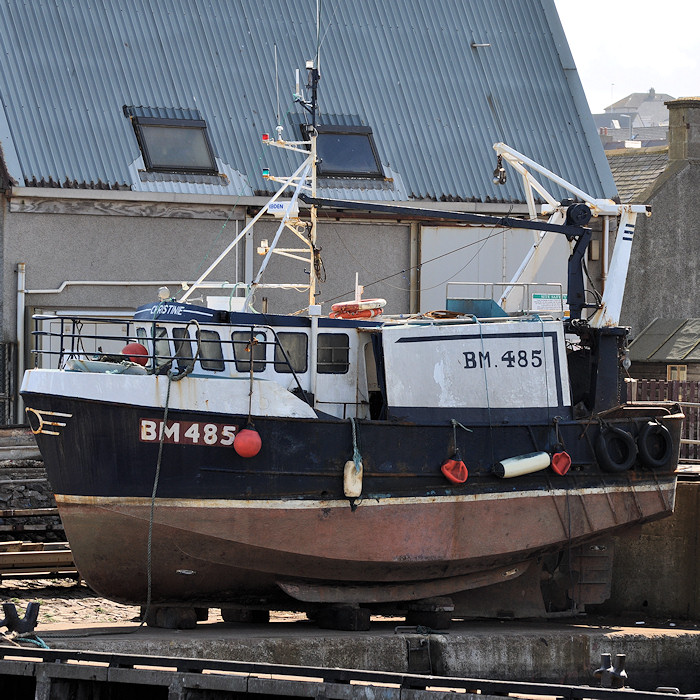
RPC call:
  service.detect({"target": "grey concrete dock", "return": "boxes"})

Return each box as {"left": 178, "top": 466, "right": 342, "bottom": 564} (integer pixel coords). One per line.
{"left": 34, "top": 616, "right": 700, "bottom": 693}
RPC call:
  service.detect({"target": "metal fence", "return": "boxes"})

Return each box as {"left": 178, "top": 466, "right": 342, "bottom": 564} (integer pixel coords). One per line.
{"left": 627, "top": 379, "right": 700, "bottom": 461}
{"left": 0, "top": 343, "right": 16, "bottom": 425}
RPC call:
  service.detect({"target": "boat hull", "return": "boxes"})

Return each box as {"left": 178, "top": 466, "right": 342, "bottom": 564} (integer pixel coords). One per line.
{"left": 54, "top": 473, "right": 675, "bottom": 606}
{"left": 22, "top": 372, "right": 682, "bottom": 611}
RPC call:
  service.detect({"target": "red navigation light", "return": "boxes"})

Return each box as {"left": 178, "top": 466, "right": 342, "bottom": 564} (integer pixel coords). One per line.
{"left": 262, "top": 133, "right": 270, "bottom": 142}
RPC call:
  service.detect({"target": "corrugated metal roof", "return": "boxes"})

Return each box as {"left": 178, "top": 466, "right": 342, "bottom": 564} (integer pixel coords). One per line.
{"left": 0, "top": 0, "right": 616, "bottom": 202}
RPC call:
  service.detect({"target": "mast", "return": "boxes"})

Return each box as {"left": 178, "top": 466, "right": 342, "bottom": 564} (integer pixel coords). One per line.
{"left": 181, "top": 8, "right": 322, "bottom": 311}
{"left": 308, "top": 59, "right": 320, "bottom": 307}
{"left": 307, "top": 0, "right": 321, "bottom": 307}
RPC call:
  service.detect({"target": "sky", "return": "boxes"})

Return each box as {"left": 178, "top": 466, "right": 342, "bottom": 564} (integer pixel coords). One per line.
{"left": 553, "top": 0, "right": 700, "bottom": 113}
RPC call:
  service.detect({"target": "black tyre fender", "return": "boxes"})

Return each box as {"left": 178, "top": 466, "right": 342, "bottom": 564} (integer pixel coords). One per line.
{"left": 637, "top": 421, "right": 674, "bottom": 469}
{"left": 595, "top": 425, "right": 637, "bottom": 473}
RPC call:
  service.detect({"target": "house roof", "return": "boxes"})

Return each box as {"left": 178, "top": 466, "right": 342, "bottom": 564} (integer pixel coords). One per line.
{"left": 629, "top": 319, "right": 700, "bottom": 363}
{"left": 605, "top": 90, "right": 675, "bottom": 113}
{"left": 0, "top": 0, "right": 616, "bottom": 202}
{"left": 605, "top": 146, "right": 668, "bottom": 203}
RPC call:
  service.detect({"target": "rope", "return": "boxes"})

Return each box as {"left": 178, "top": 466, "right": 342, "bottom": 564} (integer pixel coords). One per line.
{"left": 538, "top": 315, "right": 552, "bottom": 425}
{"left": 451, "top": 418, "right": 472, "bottom": 453}
{"left": 172, "top": 320, "right": 201, "bottom": 382}
{"left": 350, "top": 416, "right": 361, "bottom": 471}
{"left": 475, "top": 317, "right": 494, "bottom": 464}
{"left": 140, "top": 369, "right": 175, "bottom": 628}
{"left": 247, "top": 331, "right": 258, "bottom": 421}
{"left": 16, "top": 634, "right": 50, "bottom": 649}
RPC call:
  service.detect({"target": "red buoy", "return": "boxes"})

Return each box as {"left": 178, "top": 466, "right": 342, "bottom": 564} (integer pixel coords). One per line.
{"left": 121, "top": 342, "right": 149, "bottom": 366}
{"left": 234, "top": 427, "right": 262, "bottom": 458}
{"left": 441, "top": 456, "right": 468, "bottom": 484}
{"left": 551, "top": 451, "right": 572, "bottom": 476}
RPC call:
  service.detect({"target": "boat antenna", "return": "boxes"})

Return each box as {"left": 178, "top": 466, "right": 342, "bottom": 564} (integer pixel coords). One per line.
{"left": 315, "top": 0, "right": 321, "bottom": 104}
{"left": 289, "top": 2, "right": 321, "bottom": 307}
{"left": 274, "top": 44, "right": 284, "bottom": 140}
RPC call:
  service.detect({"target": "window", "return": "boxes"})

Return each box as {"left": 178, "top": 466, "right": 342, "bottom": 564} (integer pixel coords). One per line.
{"left": 302, "top": 124, "right": 383, "bottom": 178}
{"left": 125, "top": 106, "right": 217, "bottom": 174}
{"left": 135, "top": 325, "right": 170, "bottom": 369}
{"left": 667, "top": 364, "right": 687, "bottom": 381}
{"left": 172, "top": 328, "right": 194, "bottom": 373}
{"left": 274, "top": 332, "right": 308, "bottom": 374}
{"left": 197, "top": 330, "right": 225, "bottom": 372}
{"left": 233, "top": 331, "right": 267, "bottom": 372}
{"left": 317, "top": 333, "right": 350, "bottom": 374}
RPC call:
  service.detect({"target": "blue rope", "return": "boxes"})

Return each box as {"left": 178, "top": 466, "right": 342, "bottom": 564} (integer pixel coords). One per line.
{"left": 18, "top": 635, "right": 50, "bottom": 649}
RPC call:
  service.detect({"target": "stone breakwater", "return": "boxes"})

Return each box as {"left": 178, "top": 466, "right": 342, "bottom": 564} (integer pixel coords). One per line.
{"left": 0, "top": 458, "right": 64, "bottom": 542}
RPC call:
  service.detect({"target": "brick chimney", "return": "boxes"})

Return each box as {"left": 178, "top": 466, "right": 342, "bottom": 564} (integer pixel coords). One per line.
{"left": 666, "top": 97, "right": 700, "bottom": 162}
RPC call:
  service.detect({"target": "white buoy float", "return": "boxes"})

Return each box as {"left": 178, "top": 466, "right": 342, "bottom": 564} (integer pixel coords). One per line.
{"left": 493, "top": 451, "right": 551, "bottom": 479}
{"left": 343, "top": 459, "right": 363, "bottom": 498}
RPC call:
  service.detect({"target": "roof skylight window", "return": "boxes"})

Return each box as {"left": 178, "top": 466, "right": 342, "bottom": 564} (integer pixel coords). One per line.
{"left": 302, "top": 124, "right": 383, "bottom": 178}
{"left": 124, "top": 106, "right": 217, "bottom": 175}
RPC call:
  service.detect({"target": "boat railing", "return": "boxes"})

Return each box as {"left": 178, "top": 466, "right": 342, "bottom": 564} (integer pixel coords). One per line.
{"left": 29, "top": 314, "right": 311, "bottom": 404}
{"left": 446, "top": 281, "right": 567, "bottom": 317}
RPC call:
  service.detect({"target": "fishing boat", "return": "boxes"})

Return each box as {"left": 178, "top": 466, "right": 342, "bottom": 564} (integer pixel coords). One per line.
{"left": 20, "top": 63, "right": 682, "bottom": 629}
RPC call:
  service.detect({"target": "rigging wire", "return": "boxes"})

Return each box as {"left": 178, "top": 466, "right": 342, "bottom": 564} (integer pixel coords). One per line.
{"left": 317, "top": 0, "right": 340, "bottom": 55}
{"left": 339, "top": 226, "right": 506, "bottom": 294}
{"left": 318, "top": 225, "right": 513, "bottom": 309}
{"left": 179, "top": 94, "right": 299, "bottom": 298}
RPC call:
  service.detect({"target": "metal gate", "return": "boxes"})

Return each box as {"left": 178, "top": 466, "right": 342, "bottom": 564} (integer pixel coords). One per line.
{"left": 0, "top": 342, "right": 17, "bottom": 425}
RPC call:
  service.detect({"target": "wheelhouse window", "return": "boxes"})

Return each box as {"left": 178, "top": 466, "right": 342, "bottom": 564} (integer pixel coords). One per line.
{"left": 197, "top": 330, "right": 225, "bottom": 372}
{"left": 233, "top": 331, "right": 267, "bottom": 373}
{"left": 274, "top": 332, "right": 308, "bottom": 374}
{"left": 301, "top": 124, "right": 383, "bottom": 178}
{"left": 136, "top": 325, "right": 171, "bottom": 369}
{"left": 172, "top": 328, "right": 195, "bottom": 373}
{"left": 124, "top": 106, "right": 217, "bottom": 174}
{"left": 317, "top": 333, "right": 350, "bottom": 374}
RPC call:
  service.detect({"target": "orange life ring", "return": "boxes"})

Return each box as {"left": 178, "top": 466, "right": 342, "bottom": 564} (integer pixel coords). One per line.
{"left": 331, "top": 298, "right": 386, "bottom": 314}
{"left": 330, "top": 297, "right": 386, "bottom": 320}
{"left": 329, "top": 307, "right": 383, "bottom": 320}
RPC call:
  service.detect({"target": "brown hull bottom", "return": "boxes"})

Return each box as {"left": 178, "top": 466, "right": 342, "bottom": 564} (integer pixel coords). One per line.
{"left": 57, "top": 477, "right": 676, "bottom": 609}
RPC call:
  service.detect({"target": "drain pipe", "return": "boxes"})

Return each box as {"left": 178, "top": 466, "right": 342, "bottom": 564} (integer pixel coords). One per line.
{"left": 16, "top": 263, "right": 26, "bottom": 418}
{"left": 601, "top": 216, "right": 610, "bottom": 294}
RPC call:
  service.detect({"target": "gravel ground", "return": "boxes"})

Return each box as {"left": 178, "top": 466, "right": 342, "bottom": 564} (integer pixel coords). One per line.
{"left": 0, "top": 577, "right": 307, "bottom": 635}
{"left": 0, "top": 577, "right": 139, "bottom": 628}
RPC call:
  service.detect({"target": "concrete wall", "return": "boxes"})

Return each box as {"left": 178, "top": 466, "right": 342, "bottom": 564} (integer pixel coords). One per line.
{"left": 2, "top": 197, "right": 409, "bottom": 336}
{"left": 4, "top": 201, "right": 246, "bottom": 335}
{"left": 621, "top": 98, "right": 700, "bottom": 337}
{"left": 592, "top": 480, "right": 700, "bottom": 620}
{"left": 250, "top": 219, "right": 410, "bottom": 315}
{"left": 620, "top": 161, "right": 700, "bottom": 336}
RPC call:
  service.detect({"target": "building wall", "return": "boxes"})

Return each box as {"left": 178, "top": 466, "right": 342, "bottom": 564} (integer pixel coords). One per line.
{"left": 0, "top": 196, "right": 411, "bottom": 345}
{"left": 249, "top": 219, "right": 411, "bottom": 315}
{"left": 621, "top": 99, "right": 700, "bottom": 337}
{"left": 629, "top": 362, "right": 700, "bottom": 381}
{"left": 621, "top": 162, "right": 700, "bottom": 336}
{"left": 419, "top": 225, "right": 571, "bottom": 313}
{"left": 3, "top": 202, "right": 244, "bottom": 329}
